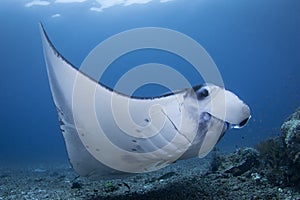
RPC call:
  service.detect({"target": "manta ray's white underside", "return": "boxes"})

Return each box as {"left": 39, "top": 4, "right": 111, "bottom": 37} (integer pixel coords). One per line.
{"left": 40, "top": 24, "right": 250, "bottom": 179}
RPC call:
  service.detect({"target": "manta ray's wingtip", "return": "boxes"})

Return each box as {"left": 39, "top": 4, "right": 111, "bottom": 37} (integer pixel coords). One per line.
{"left": 38, "top": 21, "right": 45, "bottom": 34}
{"left": 39, "top": 22, "right": 48, "bottom": 42}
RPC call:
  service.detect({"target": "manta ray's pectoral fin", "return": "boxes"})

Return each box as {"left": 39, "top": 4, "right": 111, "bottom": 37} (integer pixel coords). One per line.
{"left": 40, "top": 23, "right": 127, "bottom": 179}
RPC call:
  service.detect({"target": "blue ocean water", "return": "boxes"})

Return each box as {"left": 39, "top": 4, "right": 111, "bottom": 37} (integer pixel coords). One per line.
{"left": 0, "top": 0, "right": 299, "bottom": 167}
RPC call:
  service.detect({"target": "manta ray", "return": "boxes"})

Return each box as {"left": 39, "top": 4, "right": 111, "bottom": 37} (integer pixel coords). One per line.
{"left": 40, "top": 24, "right": 250, "bottom": 179}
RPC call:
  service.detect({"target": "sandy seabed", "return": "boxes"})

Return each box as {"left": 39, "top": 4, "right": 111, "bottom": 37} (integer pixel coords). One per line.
{"left": 1, "top": 153, "right": 300, "bottom": 200}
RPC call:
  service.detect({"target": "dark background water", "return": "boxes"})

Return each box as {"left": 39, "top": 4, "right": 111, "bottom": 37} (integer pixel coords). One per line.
{"left": 0, "top": 0, "right": 299, "bottom": 167}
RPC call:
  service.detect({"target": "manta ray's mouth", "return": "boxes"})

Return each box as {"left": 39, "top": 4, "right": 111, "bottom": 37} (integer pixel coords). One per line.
{"left": 205, "top": 112, "right": 251, "bottom": 131}
{"left": 230, "top": 116, "right": 251, "bottom": 129}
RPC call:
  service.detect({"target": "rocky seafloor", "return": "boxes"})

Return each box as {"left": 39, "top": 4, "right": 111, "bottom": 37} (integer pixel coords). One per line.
{"left": 1, "top": 108, "right": 300, "bottom": 200}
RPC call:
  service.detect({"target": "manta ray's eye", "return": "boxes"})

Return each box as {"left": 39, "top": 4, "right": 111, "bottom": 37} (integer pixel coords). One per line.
{"left": 197, "top": 88, "right": 209, "bottom": 99}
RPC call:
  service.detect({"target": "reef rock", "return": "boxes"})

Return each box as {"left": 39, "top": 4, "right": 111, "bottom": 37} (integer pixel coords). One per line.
{"left": 281, "top": 108, "right": 300, "bottom": 165}
{"left": 212, "top": 148, "right": 260, "bottom": 176}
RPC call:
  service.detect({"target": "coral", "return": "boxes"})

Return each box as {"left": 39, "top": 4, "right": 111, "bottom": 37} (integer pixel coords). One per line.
{"left": 254, "top": 137, "right": 287, "bottom": 169}
{"left": 281, "top": 108, "right": 300, "bottom": 165}
{"left": 254, "top": 108, "right": 300, "bottom": 189}
{"left": 280, "top": 108, "right": 300, "bottom": 188}
{"left": 254, "top": 137, "right": 291, "bottom": 187}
